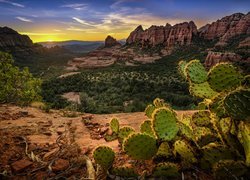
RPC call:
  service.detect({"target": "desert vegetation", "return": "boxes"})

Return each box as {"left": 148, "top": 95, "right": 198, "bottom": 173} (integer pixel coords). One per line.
{"left": 89, "top": 60, "right": 250, "bottom": 179}
{"left": 0, "top": 52, "right": 41, "bottom": 105}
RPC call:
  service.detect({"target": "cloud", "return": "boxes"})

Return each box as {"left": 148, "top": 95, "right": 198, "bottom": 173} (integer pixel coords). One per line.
{"left": 16, "top": 16, "right": 33, "bottom": 22}
{"left": 0, "top": 0, "right": 24, "bottom": 7}
{"left": 72, "top": 17, "right": 97, "bottom": 27}
{"left": 61, "top": 3, "right": 87, "bottom": 10}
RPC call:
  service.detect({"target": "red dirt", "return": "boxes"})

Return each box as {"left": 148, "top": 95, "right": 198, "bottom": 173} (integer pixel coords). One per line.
{"left": 0, "top": 104, "right": 199, "bottom": 179}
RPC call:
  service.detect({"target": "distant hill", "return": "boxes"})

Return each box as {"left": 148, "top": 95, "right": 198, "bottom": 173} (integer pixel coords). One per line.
{"left": 38, "top": 40, "right": 103, "bottom": 53}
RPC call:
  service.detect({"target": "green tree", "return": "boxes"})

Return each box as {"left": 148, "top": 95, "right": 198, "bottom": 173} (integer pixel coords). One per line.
{"left": 0, "top": 52, "right": 41, "bottom": 105}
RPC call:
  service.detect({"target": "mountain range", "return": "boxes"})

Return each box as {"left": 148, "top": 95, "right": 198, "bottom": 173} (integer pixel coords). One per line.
{"left": 0, "top": 12, "right": 249, "bottom": 72}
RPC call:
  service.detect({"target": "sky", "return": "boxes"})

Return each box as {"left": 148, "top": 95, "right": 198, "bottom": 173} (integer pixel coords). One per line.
{"left": 0, "top": 0, "right": 249, "bottom": 42}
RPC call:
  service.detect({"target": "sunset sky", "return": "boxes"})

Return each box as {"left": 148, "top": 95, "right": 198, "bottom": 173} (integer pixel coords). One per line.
{"left": 0, "top": 0, "right": 249, "bottom": 42}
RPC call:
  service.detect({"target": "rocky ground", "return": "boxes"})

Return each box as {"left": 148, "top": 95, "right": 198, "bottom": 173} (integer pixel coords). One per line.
{"left": 0, "top": 104, "right": 199, "bottom": 179}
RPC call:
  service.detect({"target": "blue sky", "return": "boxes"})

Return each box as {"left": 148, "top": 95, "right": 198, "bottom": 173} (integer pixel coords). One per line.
{"left": 0, "top": 0, "right": 249, "bottom": 42}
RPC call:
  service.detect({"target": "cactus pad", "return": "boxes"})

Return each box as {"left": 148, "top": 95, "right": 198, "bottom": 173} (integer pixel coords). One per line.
{"left": 173, "top": 140, "right": 197, "bottom": 164}
{"left": 194, "top": 127, "right": 218, "bottom": 147}
{"left": 192, "top": 111, "right": 211, "bottom": 127}
{"left": 145, "top": 104, "right": 156, "bottom": 119}
{"left": 110, "top": 166, "right": 138, "bottom": 177}
{"left": 223, "top": 88, "right": 250, "bottom": 120}
{"left": 152, "top": 107, "right": 179, "bottom": 141}
{"left": 110, "top": 118, "right": 119, "bottom": 134}
{"left": 104, "top": 133, "right": 118, "bottom": 142}
{"left": 178, "top": 60, "right": 188, "bottom": 78}
{"left": 200, "top": 143, "right": 236, "bottom": 169}
{"left": 154, "top": 142, "right": 172, "bottom": 160}
{"left": 123, "top": 133, "right": 157, "bottom": 160}
{"left": 178, "top": 122, "right": 195, "bottom": 141}
{"left": 209, "top": 93, "right": 227, "bottom": 118}
{"left": 152, "top": 162, "right": 180, "bottom": 177}
{"left": 238, "top": 121, "right": 250, "bottom": 166}
{"left": 212, "top": 160, "right": 247, "bottom": 179}
{"left": 118, "top": 126, "right": 135, "bottom": 143}
{"left": 153, "top": 98, "right": 165, "bottom": 107}
{"left": 208, "top": 63, "right": 244, "bottom": 92}
{"left": 93, "top": 146, "right": 115, "bottom": 169}
{"left": 184, "top": 60, "right": 207, "bottom": 83}
{"left": 140, "top": 120, "right": 155, "bottom": 137}
{"left": 189, "top": 82, "right": 217, "bottom": 99}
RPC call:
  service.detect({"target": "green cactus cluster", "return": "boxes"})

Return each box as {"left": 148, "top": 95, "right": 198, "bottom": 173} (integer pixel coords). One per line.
{"left": 90, "top": 60, "right": 249, "bottom": 178}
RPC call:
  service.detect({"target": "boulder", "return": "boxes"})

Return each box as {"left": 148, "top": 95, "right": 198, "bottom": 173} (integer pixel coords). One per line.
{"left": 104, "top": 35, "right": 121, "bottom": 47}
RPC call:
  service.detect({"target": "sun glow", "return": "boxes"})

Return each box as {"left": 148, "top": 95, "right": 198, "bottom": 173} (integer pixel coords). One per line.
{"left": 47, "top": 39, "right": 53, "bottom": 42}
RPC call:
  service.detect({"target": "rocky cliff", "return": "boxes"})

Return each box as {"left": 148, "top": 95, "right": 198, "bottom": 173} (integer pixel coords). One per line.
{"left": 205, "top": 51, "right": 243, "bottom": 67}
{"left": 0, "top": 26, "right": 33, "bottom": 49}
{"left": 199, "top": 13, "right": 250, "bottom": 46}
{"left": 126, "top": 21, "right": 197, "bottom": 49}
{"left": 104, "top": 35, "right": 121, "bottom": 47}
{"left": 126, "top": 12, "right": 250, "bottom": 49}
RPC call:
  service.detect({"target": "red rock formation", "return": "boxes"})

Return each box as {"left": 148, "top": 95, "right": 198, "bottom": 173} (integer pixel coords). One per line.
{"left": 205, "top": 51, "right": 242, "bottom": 67}
{"left": 126, "top": 25, "right": 144, "bottom": 44}
{"left": 126, "top": 21, "right": 198, "bottom": 49}
{"left": 239, "top": 37, "right": 250, "bottom": 48}
{"left": 199, "top": 13, "right": 250, "bottom": 46}
{"left": 104, "top": 35, "right": 121, "bottom": 47}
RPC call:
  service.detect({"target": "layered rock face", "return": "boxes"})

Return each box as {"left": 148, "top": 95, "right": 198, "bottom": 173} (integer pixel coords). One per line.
{"left": 126, "top": 22, "right": 197, "bottom": 49}
{"left": 205, "top": 51, "right": 243, "bottom": 67}
{"left": 0, "top": 26, "right": 33, "bottom": 48}
{"left": 127, "top": 12, "right": 249, "bottom": 49}
{"left": 199, "top": 13, "right": 250, "bottom": 46}
{"left": 104, "top": 35, "right": 121, "bottom": 47}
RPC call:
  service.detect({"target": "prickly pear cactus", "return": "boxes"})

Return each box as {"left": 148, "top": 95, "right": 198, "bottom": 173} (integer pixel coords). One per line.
{"left": 192, "top": 110, "right": 211, "bottom": 127}
{"left": 207, "top": 63, "right": 244, "bottom": 92}
{"left": 118, "top": 126, "right": 135, "bottom": 143}
{"left": 219, "top": 117, "right": 232, "bottom": 134}
{"left": 110, "top": 166, "right": 138, "bottom": 177}
{"left": 145, "top": 104, "right": 156, "bottom": 119}
{"left": 189, "top": 82, "right": 217, "bottom": 99}
{"left": 93, "top": 146, "right": 115, "bottom": 169}
{"left": 173, "top": 140, "right": 197, "bottom": 164}
{"left": 104, "top": 133, "right": 118, "bottom": 142}
{"left": 140, "top": 120, "right": 155, "bottom": 137}
{"left": 200, "top": 143, "right": 236, "bottom": 170}
{"left": 178, "top": 122, "right": 195, "bottom": 141}
{"left": 152, "top": 107, "right": 179, "bottom": 141}
{"left": 153, "top": 98, "right": 165, "bottom": 107}
{"left": 194, "top": 127, "right": 218, "bottom": 147}
{"left": 110, "top": 118, "right": 119, "bottom": 134}
{"left": 238, "top": 121, "right": 250, "bottom": 166}
{"left": 212, "top": 160, "right": 247, "bottom": 179}
{"left": 154, "top": 142, "right": 172, "bottom": 160}
{"left": 178, "top": 60, "right": 187, "bottom": 78}
{"left": 123, "top": 133, "right": 157, "bottom": 160}
{"left": 243, "top": 75, "right": 250, "bottom": 87}
{"left": 223, "top": 88, "right": 250, "bottom": 120}
{"left": 209, "top": 93, "right": 228, "bottom": 118}
{"left": 152, "top": 162, "right": 180, "bottom": 177}
{"left": 184, "top": 60, "right": 207, "bottom": 83}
